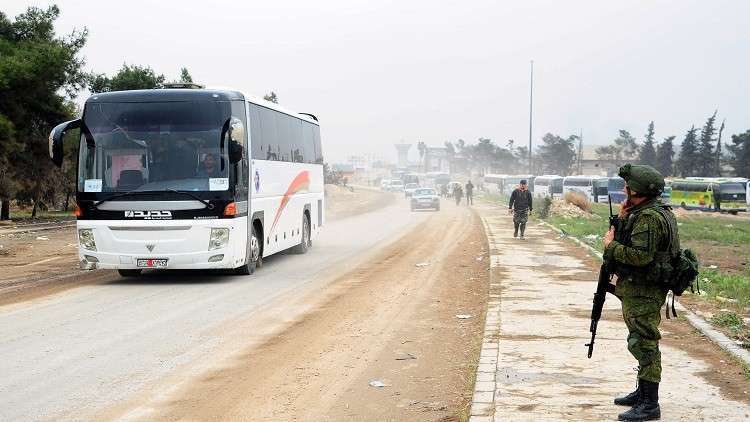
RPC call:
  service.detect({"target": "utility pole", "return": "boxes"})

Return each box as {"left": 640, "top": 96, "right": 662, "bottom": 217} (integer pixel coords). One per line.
{"left": 528, "top": 60, "right": 534, "bottom": 174}
{"left": 578, "top": 129, "right": 584, "bottom": 175}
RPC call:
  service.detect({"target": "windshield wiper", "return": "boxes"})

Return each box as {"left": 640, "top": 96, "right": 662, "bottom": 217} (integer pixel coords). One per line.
{"left": 93, "top": 189, "right": 214, "bottom": 210}
{"left": 93, "top": 190, "right": 155, "bottom": 207}
{"left": 166, "top": 189, "right": 215, "bottom": 210}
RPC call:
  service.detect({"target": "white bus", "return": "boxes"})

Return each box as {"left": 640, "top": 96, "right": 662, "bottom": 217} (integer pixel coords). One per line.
{"left": 500, "top": 175, "right": 535, "bottom": 196}
{"left": 49, "top": 87, "right": 324, "bottom": 277}
{"left": 533, "top": 175, "right": 563, "bottom": 199}
{"left": 482, "top": 174, "right": 506, "bottom": 194}
{"left": 562, "top": 176, "right": 609, "bottom": 203}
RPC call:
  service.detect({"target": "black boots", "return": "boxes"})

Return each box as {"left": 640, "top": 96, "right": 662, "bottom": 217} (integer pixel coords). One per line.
{"left": 614, "top": 385, "right": 640, "bottom": 406}
{"left": 513, "top": 223, "right": 519, "bottom": 238}
{"left": 519, "top": 222, "right": 526, "bottom": 239}
{"left": 618, "top": 379, "right": 660, "bottom": 421}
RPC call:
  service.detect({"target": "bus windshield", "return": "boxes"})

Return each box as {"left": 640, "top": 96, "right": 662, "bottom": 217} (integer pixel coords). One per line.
{"left": 719, "top": 183, "right": 746, "bottom": 200}
{"left": 78, "top": 101, "right": 242, "bottom": 193}
{"left": 608, "top": 177, "right": 625, "bottom": 191}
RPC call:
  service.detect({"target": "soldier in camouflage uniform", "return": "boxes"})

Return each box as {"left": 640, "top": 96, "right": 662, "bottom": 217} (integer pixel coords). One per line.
{"left": 602, "top": 164, "right": 679, "bottom": 421}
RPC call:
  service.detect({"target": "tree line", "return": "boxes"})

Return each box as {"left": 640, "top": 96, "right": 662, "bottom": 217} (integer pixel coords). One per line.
{"left": 595, "top": 112, "right": 750, "bottom": 178}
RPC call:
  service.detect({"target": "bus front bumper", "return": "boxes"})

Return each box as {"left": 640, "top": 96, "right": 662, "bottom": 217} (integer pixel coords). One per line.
{"left": 76, "top": 219, "right": 247, "bottom": 271}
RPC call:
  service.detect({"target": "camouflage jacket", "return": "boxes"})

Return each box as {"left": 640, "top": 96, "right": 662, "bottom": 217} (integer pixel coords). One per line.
{"left": 603, "top": 199, "right": 678, "bottom": 299}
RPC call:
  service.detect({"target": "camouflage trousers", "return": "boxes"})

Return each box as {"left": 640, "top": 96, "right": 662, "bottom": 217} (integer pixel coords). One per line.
{"left": 621, "top": 296, "right": 663, "bottom": 383}
{"left": 513, "top": 208, "right": 529, "bottom": 224}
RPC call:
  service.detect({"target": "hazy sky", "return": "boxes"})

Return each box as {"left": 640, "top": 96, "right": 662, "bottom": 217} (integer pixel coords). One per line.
{"left": 6, "top": 0, "right": 750, "bottom": 163}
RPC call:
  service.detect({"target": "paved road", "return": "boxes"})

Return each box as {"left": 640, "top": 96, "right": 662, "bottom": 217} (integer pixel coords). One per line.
{"left": 0, "top": 201, "right": 426, "bottom": 421}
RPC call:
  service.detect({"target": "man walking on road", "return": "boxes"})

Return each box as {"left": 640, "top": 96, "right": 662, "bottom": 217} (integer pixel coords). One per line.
{"left": 602, "top": 164, "right": 680, "bottom": 421}
{"left": 453, "top": 183, "right": 463, "bottom": 206}
{"left": 508, "top": 180, "right": 532, "bottom": 239}
{"left": 465, "top": 180, "right": 474, "bottom": 206}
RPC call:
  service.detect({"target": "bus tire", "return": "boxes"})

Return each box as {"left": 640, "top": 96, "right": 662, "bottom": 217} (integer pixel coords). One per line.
{"left": 292, "top": 213, "right": 311, "bottom": 254}
{"left": 235, "top": 225, "right": 260, "bottom": 275}
{"left": 681, "top": 202, "right": 686, "bottom": 208}
{"left": 118, "top": 269, "right": 141, "bottom": 277}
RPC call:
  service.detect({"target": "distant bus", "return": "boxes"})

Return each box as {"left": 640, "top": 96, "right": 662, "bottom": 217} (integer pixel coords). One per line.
{"left": 501, "top": 175, "right": 535, "bottom": 196}
{"left": 670, "top": 178, "right": 747, "bottom": 213}
{"left": 533, "top": 175, "right": 563, "bottom": 199}
{"left": 563, "top": 176, "right": 609, "bottom": 203}
{"left": 608, "top": 177, "right": 626, "bottom": 204}
{"left": 482, "top": 174, "right": 506, "bottom": 194}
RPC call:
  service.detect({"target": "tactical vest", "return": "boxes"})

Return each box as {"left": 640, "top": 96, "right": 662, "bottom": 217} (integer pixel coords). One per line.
{"left": 614, "top": 203, "right": 680, "bottom": 284}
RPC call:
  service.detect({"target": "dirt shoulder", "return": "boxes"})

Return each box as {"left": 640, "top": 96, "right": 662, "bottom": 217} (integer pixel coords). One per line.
{"left": 126, "top": 203, "right": 488, "bottom": 421}
{"left": 325, "top": 184, "right": 396, "bottom": 220}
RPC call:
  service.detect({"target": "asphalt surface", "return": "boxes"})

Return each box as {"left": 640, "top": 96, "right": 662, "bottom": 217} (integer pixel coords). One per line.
{"left": 0, "top": 201, "right": 426, "bottom": 421}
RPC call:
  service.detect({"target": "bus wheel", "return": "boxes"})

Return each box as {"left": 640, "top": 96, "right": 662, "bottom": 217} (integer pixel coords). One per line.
{"left": 118, "top": 269, "right": 142, "bottom": 278}
{"left": 293, "top": 214, "right": 311, "bottom": 254}
{"left": 680, "top": 202, "right": 686, "bottom": 208}
{"left": 236, "top": 225, "right": 260, "bottom": 275}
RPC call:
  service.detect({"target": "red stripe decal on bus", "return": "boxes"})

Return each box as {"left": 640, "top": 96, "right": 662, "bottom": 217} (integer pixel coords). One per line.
{"left": 270, "top": 170, "right": 310, "bottom": 235}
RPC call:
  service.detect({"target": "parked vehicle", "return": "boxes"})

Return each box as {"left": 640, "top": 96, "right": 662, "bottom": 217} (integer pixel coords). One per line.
{"left": 389, "top": 180, "right": 405, "bottom": 192}
{"left": 562, "top": 176, "right": 609, "bottom": 203}
{"left": 533, "top": 175, "right": 563, "bottom": 199}
{"left": 410, "top": 188, "right": 440, "bottom": 211}
{"left": 669, "top": 178, "right": 747, "bottom": 213}
{"left": 607, "top": 177, "right": 626, "bottom": 204}
{"left": 404, "top": 183, "right": 419, "bottom": 197}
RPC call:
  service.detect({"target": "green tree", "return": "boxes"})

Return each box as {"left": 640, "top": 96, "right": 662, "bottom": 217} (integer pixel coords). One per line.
{"left": 677, "top": 126, "right": 699, "bottom": 177}
{"left": 639, "top": 121, "right": 657, "bottom": 166}
{"left": 655, "top": 136, "right": 675, "bottom": 176}
{"left": 727, "top": 130, "right": 750, "bottom": 178}
{"left": 0, "top": 5, "right": 88, "bottom": 219}
{"left": 716, "top": 119, "right": 725, "bottom": 176}
{"left": 89, "top": 63, "right": 165, "bottom": 92}
{"left": 614, "top": 129, "right": 638, "bottom": 160}
{"left": 537, "top": 133, "right": 577, "bottom": 176}
{"left": 264, "top": 91, "right": 278, "bottom": 104}
{"left": 697, "top": 111, "right": 718, "bottom": 176}
{"left": 179, "top": 67, "right": 193, "bottom": 83}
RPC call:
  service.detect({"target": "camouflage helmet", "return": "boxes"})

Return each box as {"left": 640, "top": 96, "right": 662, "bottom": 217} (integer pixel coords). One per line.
{"left": 618, "top": 164, "right": 665, "bottom": 197}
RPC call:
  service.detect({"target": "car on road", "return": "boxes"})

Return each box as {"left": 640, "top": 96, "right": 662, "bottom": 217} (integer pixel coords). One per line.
{"left": 411, "top": 188, "right": 440, "bottom": 211}
{"left": 389, "top": 180, "right": 405, "bottom": 192}
{"left": 404, "top": 183, "right": 419, "bottom": 197}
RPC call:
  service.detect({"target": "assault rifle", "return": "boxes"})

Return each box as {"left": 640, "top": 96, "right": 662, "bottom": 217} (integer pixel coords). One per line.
{"left": 586, "top": 195, "right": 620, "bottom": 358}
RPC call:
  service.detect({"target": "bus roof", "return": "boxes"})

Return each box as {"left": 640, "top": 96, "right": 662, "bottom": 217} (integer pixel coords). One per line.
{"left": 85, "top": 88, "right": 319, "bottom": 126}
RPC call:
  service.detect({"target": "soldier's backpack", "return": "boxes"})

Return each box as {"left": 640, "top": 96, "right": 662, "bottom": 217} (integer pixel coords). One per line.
{"left": 650, "top": 205, "right": 700, "bottom": 317}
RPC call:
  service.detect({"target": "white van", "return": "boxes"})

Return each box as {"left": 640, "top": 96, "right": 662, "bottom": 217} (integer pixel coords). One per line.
{"left": 533, "top": 175, "right": 563, "bottom": 199}
{"left": 563, "top": 176, "right": 609, "bottom": 203}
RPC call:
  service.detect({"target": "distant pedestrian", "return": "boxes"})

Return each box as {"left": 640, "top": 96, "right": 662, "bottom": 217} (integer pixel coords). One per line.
{"left": 465, "top": 181, "right": 474, "bottom": 205}
{"left": 508, "top": 180, "right": 533, "bottom": 239}
{"left": 454, "top": 184, "right": 463, "bottom": 205}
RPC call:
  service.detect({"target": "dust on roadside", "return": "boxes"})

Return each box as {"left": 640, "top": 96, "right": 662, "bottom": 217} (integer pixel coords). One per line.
{"left": 325, "top": 184, "right": 396, "bottom": 220}
{"left": 136, "top": 204, "right": 489, "bottom": 422}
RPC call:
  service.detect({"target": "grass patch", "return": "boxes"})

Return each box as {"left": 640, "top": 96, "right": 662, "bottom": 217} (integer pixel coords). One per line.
{"left": 542, "top": 202, "right": 750, "bottom": 306}
{"left": 6, "top": 209, "right": 74, "bottom": 221}
{"left": 699, "top": 270, "right": 750, "bottom": 308}
{"left": 710, "top": 310, "right": 750, "bottom": 348}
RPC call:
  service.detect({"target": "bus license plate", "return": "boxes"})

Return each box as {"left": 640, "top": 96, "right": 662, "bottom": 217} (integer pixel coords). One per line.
{"left": 137, "top": 259, "right": 168, "bottom": 268}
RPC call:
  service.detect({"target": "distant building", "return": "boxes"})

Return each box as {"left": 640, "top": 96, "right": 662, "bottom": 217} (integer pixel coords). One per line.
{"left": 576, "top": 145, "right": 629, "bottom": 176}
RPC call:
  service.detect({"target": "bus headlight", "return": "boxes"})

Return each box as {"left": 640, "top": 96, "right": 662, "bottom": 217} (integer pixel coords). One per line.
{"left": 209, "top": 228, "right": 230, "bottom": 250}
{"left": 78, "top": 229, "right": 97, "bottom": 251}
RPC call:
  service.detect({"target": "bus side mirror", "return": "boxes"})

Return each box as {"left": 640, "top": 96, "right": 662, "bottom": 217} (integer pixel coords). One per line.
{"left": 228, "top": 140, "right": 244, "bottom": 164}
{"left": 49, "top": 119, "right": 81, "bottom": 167}
{"left": 228, "top": 117, "right": 245, "bottom": 164}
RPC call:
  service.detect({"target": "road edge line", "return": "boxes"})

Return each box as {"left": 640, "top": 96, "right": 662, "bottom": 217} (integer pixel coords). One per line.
{"left": 538, "top": 219, "right": 750, "bottom": 366}
{"left": 467, "top": 212, "right": 501, "bottom": 421}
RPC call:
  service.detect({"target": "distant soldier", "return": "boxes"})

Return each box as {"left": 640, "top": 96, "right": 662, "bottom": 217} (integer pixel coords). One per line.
{"left": 465, "top": 180, "right": 474, "bottom": 205}
{"left": 603, "top": 164, "right": 679, "bottom": 421}
{"left": 508, "top": 180, "right": 533, "bottom": 239}
{"left": 453, "top": 184, "right": 463, "bottom": 205}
